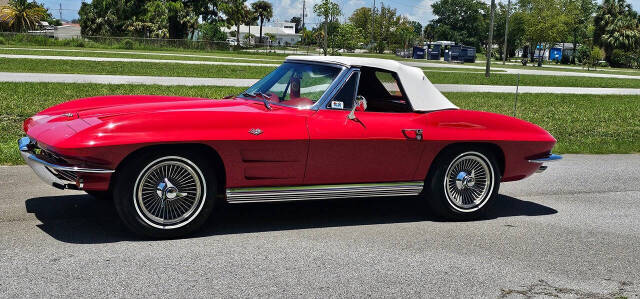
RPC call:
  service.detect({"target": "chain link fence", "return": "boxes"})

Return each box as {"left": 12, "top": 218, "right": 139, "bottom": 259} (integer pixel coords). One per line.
{"left": 0, "top": 32, "right": 322, "bottom": 56}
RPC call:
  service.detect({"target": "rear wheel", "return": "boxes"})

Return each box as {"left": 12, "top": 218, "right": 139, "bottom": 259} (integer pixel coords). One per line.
{"left": 425, "top": 148, "right": 500, "bottom": 220}
{"left": 113, "top": 152, "right": 216, "bottom": 238}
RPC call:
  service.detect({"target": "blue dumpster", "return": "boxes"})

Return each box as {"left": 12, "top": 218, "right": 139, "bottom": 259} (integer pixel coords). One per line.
{"left": 461, "top": 46, "right": 476, "bottom": 62}
{"left": 412, "top": 46, "right": 426, "bottom": 59}
{"left": 446, "top": 45, "right": 476, "bottom": 63}
{"left": 427, "top": 43, "right": 441, "bottom": 60}
{"left": 549, "top": 47, "right": 562, "bottom": 61}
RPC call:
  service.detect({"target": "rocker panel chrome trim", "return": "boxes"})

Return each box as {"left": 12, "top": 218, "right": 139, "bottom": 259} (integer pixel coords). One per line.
{"left": 226, "top": 181, "right": 424, "bottom": 203}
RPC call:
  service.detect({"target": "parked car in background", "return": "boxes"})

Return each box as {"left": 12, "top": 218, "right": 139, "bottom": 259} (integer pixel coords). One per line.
{"left": 19, "top": 56, "right": 560, "bottom": 238}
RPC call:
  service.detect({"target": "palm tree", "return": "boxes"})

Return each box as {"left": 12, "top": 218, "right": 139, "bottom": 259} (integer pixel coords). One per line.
{"left": 0, "top": 0, "right": 48, "bottom": 32}
{"left": 602, "top": 13, "right": 640, "bottom": 51}
{"left": 222, "top": 0, "right": 249, "bottom": 45}
{"left": 244, "top": 9, "right": 258, "bottom": 45}
{"left": 251, "top": 1, "right": 272, "bottom": 44}
{"left": 593, "top": 0, "right": 639, "bottom": 61}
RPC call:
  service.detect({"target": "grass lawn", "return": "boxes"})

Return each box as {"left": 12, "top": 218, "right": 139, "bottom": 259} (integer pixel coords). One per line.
{"left": 2, "top": 57, "right": 640, "bottom": 88}
{"left": 425, "top": 71, "right": 640, "bottom": 88}
{"left": 1, "top": 82, "right": 638, "bottom": 165}
{"left": 0, "top": 58, "right": 276, "bottom": 79}
{"left": 0, "top": 47, "right": 285, "bottom": 63}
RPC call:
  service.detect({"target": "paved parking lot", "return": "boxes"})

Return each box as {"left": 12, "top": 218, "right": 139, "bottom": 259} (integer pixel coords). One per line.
{"left": 0, "top": 154, "right": 639, "bottom": 297}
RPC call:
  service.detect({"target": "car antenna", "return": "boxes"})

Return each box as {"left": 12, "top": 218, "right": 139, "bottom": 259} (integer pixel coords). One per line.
{"left": 513, "top": 74, "right": 520, "bottom": 117}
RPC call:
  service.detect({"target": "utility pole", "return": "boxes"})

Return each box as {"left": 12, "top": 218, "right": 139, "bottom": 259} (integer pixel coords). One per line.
{"left": 302, "top": 0, "right": 305, "bottom": 30}
{"left": 485, "top": 0, "right": 496, "bottom": 77}
{"left": 502, "top": 0, "right": 511, "bottom": 65}
{"left": 59, "top": 3, "right": 63, "bottom": 21}
{"left": 371, "top": 0, "right": 376, "bottom": 45}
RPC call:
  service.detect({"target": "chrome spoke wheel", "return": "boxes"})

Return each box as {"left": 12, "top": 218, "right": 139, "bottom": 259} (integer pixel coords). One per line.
{"left": 133, "top": 157, "right": 206, "bottom": 229}
{"left": 444, "top": 152, "right": 494, "bottom": 212}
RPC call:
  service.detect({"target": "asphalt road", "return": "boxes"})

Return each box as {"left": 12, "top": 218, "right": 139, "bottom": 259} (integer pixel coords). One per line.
{"left": 1, "top": 154, "right": 639, "bottom": 297}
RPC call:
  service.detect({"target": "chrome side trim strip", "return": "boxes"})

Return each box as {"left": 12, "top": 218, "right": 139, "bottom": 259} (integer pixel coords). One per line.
{"left": 226, "top": 181, "right": 424, "bottom": 203}
{"left": 528, "top": 154, "right": 562, "bottom": 163}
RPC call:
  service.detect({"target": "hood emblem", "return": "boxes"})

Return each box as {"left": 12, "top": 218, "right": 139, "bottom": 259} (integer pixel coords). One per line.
{"left": 249, "top": 128, "right": 263, "bottom": 136}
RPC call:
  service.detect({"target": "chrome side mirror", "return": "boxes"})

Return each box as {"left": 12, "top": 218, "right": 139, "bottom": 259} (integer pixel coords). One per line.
{"left": 348, "top": 95, "right": 367, "bottom": 120}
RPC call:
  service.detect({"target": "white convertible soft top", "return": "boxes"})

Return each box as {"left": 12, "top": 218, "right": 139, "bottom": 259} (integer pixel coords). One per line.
{"left": 286, "top": 56, "right": 458, "bottom": 112}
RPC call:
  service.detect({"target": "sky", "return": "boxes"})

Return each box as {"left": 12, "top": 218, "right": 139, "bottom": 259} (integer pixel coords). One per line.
{"left": 41, "top": 0, "right": 640, "bottom": 27}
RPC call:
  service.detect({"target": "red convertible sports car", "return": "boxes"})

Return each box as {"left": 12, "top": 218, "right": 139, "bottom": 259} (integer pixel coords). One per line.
{"left": 19, "top": 56, "right": 561, "bottom": 238}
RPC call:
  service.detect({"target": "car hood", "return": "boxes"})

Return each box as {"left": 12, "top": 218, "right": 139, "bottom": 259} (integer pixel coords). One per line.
{"left": 36, "top": 95, "right": 252, "bottom": 119}
{"left": 24, "top": 95, "right": 271, "bottom": 141}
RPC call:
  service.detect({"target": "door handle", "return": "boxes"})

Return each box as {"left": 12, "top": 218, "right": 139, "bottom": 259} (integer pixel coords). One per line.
{"left": 402, "top": 129, "right": 423, "bottom": 141}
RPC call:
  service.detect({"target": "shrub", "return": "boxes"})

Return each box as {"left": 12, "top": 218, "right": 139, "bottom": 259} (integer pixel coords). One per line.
{"left": 120, "top": 39, "right": 134, "bottom": 50}
{"left": 73, "top": 38, "right": 85, "bottom": 47}
{"left": 575, "top": 45, "right": 590, "bottom": 64}
{"left": 0, "top": 37, "right": 6, "bottom": 45}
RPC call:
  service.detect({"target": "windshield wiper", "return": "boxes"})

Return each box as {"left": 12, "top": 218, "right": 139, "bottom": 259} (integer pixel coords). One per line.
{"left": 242, "top": 92, "right": 272, "bottom": 110}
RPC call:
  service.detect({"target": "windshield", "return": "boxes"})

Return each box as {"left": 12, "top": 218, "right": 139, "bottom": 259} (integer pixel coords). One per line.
{"left": 242, "top": 62, "right": 343, "bottom": 109}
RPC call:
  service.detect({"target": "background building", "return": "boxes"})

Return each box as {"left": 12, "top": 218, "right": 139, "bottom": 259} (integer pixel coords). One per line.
{"left": 222, "top": 22, "right": 301, "bottom": 45}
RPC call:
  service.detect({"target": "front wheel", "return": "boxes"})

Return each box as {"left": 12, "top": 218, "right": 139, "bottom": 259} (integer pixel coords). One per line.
{"left": 113, "top": 152, "right": 216, "bottom": 238}
{"left": 424, "top": 149, "right": 501, "bottom": 220}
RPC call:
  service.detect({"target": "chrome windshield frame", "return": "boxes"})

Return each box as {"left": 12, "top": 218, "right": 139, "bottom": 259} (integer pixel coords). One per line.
{"left": 239, "top": 61, "right": 348, "bottom": 111}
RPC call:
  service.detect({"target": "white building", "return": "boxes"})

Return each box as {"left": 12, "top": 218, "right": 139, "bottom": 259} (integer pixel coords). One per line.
{"left": 223, "top": 22, "right": 301, "bottom": 45}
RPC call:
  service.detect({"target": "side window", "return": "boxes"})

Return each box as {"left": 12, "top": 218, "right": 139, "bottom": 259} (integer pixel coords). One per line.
{"left": 327, "top": 71, "right": 359, "bottom": 110}
{"left": 375, "top": 71, "right": 404, "bottom": 97}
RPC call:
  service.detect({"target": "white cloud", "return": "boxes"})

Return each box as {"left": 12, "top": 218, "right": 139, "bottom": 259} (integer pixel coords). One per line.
{"left": 405, "top": 0, "right": 435, "bottom": 24}
{"left": 348, "top": 0, "right": 366, "bottom": 6}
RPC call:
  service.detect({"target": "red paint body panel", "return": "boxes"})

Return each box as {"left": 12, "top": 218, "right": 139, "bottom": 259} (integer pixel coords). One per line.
{"left": 24, "top": 95, "right": 556, "bottom": 191}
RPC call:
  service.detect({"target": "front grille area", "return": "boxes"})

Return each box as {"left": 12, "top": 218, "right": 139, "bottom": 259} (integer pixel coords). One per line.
{"left": 46, "top": 167, "right": 78, "bottom": 183}
{"left": 31, "top": 145, "right": 78, "bottom": 183}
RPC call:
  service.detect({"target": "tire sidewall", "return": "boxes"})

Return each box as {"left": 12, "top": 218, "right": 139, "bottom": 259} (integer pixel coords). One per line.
{"left": 427, "top": 148, "right": 501, "bottom": 220}
{"left": 113, "top": 151, "right": 216, "bottom": 238}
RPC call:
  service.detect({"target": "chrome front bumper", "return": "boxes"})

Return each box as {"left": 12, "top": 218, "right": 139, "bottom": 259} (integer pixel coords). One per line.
{"left": 18, "top": 137, "right": 114, "bottom": 190}
{"left": 529, "top": 153, "right": 562, "bottom": 173}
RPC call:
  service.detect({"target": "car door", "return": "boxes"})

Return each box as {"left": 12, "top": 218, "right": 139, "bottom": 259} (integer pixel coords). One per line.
{"left": 305, "top": 68, "right": 427, "bottom": 185}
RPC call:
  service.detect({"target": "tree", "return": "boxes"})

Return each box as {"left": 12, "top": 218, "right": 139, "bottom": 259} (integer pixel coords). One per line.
{"left": 251, "top": 0, "right": 272, "bottom": 44}
{"left": 0, "top": 0, "right": 48, "bottom": 32}
{"left": 335, "top": 23, "right": 363, "bottom": 51}
{"left": 430, "top": 0, "right": 489, "bottom": 49}
{"left": 562, "top": 0, "right": 596, "bottom": 63}
{"left": 314, "top": 0, "right": 341, "bottom": 55}
{"left": 370, "top": 4, "right": 403, "bottom": 53}
{"left": 594, "top": 0, "right": 640, "bottom": 62}
{"left": 264, "top": 32, "right": 276, "bottom": 44}
{"left": 199, "top": 21, "right": 227, "bottom": 41}
{"left": 222, "top": 0, "right": 249, "bottom": 44}
{"left": 301, "top": 28, "right": 313, "bottom": 45}
{"left": 349, "top": 7, "right": 373, "bottom": 43}
{"left": 184, "top": 0, "right": 222, "bottom": 23}
{"left": 522, "top": 0, "right": 569, "bottom": 64}
{"left": 290, "top": 16, "right": 302, "bottom": 33}
{"left": 493, "top": 1, "right": 526, "bottom": 61}
{"left": 423, "top": 23, "right": 436, "bottom": 42}
{"left": 408, "top": 21, "right": 422, "bottom": 37}
{"left": 79, "top": 0, "right": 146, "bottom": 36}
{"left": 393, "top": 19, "right": 418, "bottom": 51}
{"left": 244, "top": 8, "right": 258, "bottom": 44}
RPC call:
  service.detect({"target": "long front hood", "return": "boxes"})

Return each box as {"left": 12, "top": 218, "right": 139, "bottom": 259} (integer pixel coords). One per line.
{"left": 23, "top": 95, "right": 270, "bottom": 147}
{"left": 36, "top": 95, "right": 247, "bottom": 119}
